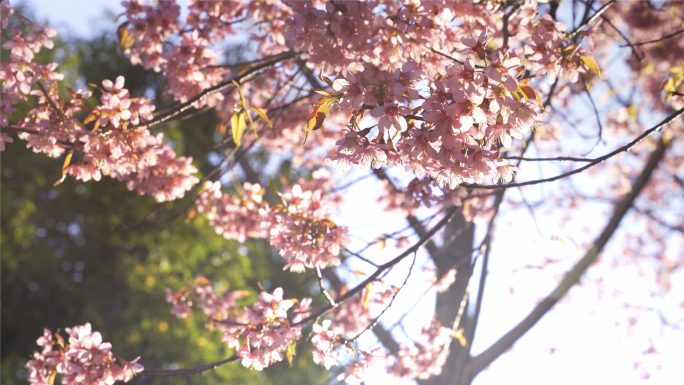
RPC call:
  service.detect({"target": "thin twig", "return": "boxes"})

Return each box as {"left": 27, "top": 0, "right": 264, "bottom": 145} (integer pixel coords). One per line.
{"left": 628, "top": 27, "right": 684, "bottom": 47}
{"left": 580, "top": 75, "right": 604, "bottom": 156}
{"left": 137, "top": 356, "right": 239, "bottom": 378}
{"left": 463, "top": 107, "right": 684, "bottom": 190}
{"left": 316, "top": 266, "right": 338, "bottom": 307}
{"left": 600, "top": 14, "right": 644, "bottom": 61}
{"left": 296, "top": 206, "right": 462, "bottom": 326}
{"left": 348, "top": 251, "right": 418, "bottom": 343}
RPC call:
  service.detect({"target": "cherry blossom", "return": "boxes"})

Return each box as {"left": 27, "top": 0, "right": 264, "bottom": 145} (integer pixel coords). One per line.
{"left": 25, "top": 323, "right": 143, "bottom": 385}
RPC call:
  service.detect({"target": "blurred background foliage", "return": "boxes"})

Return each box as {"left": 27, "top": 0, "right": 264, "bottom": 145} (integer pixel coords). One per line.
{"left": 1, "top": 5, "right": 328, "bottom": 385}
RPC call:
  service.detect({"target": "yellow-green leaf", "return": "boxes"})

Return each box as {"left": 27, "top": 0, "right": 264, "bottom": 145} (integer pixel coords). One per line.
{"left": 518, "top": 84, "right": 551, "bottom": 114}
{"left": 580, "top": 56, "right": 603, "bottom": 81}
{"left": 245, "top": 108, "right": 258, "bottom": 139}
{"left": 116, "top": 22, "right": 135, "bottom": 53}
{"left": 362, "top": 282, "right": 373, "bottom": 310}
{"left": 232, "top": 111, "right": 246, "bottom": 146}
{"left": 250, "top": 107, "right": 273, "bottom": 128}
{"left": 54, "top": 150, "right": 73, "bottom": 186}
{"left": 303, "top": 95, "right": 339, "bottom": 144}
{"left": 232, "top": 79, "right": 248, "bottom": 107}
{"left": 237, "top": 64, "right": 251, "bottom": 76}
{"left": 452, "top": 328, "right": 468, "bottom": 347}
{"left": 286, "top": 343, "right": 296, "bottom": 367}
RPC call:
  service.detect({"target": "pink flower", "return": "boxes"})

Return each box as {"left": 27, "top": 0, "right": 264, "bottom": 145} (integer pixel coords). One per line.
{"left": 26, "top": 324, "right": 143, "bottom": 385}
{"left": 493, "top": 159, "right": 520, "bottom": 183}
{"left": 1, "top": 1, "right": 14, "bottom": 30}
{"left": 30, "top": 24, "right": 57, "bottom": 50}
{"left": 394, "top": 60, "right": 425, "bottom": 100}
{"left": 311, "top": 320, "right": 339, "bottom": 370}
{"left": 0, "top": 132, "right": 13, "bottom": 151}
{"left": 255, "top": 287, "right": 293, "bottom": 319}
{"left": 448, "top": 85, "right": 486, "bottom": 131}
{"left": 337, "top": 349, "right": 385, "bottom": 385}
{"left": 36, "top": 328, "right": 53, "bottom": 355}
{"left": 120, "top": 357, "right": 144, "bottom": 381}
{"left": 333, "top": 71, "right": 366, "bottom": 110}
{"left": 371, "top": 103, "right": 412, "bottom": 134}
{"left": 459, "top": 28, "right": 490, "bottom": 59}
{"left": 3, "top": 28, "right": 35, "bottom": 61}
{"left": 484, "top": 51, "right": 520, "bottom": 88}
{"left": 445, "top": 56, "right": 483, "bottom": 90}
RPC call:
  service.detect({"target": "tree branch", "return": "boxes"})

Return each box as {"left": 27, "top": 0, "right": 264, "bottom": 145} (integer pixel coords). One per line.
{"left": 628, "top": 27, "right": 684, "bottom": 47}
{"left": 468, "top": 137, "right": 670, "bottom": 378}
{"left": 134, "top": 51, "right": 299, "bottom": 131}
{"left": 137, "top": 356, "right": 238, "bottom": 378}
{"left": 463, "top": 107, "right": 683, "bottom": 190}
{"left": 300, "top": 206, "right": 462, "bottom": 325}
{"left": 373, "top": 168, "right": 439, "bottom": 256}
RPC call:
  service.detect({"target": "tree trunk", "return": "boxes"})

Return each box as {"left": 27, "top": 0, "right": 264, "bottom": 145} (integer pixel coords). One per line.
{"left": 420, "top": 211, "right": 475, "bottom": 385}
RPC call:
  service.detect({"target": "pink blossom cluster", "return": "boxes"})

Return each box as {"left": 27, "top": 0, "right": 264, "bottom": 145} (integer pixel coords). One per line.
{"left": 120, "top": 0, "right": 181, "bottom": 72}
{"left": 434, "top": 268, "right": 457, "bottom": 293}
{"left": 162, "top": 30, "right": 226, "bottom": 108}
{"left": 121, "top": 0, "right": 292, "bottom": 108}
{"left": 328, "top": 293, "right": 371, "bottom": 338}
{"left": 95, "top": 76, "right": 154, "bottom": 128}
{"left": 1, "top": 4, "right": 199, "bottom": 202}
{"left": 121, "top": 1, "right": 225, "bottom": 107}
{"left": 165, "top": 278, "right": 248, "bottom": 320}
{"left": 325, "top": 30, "right": 544, "bottom": 190}
{"left": 516, "top": 14, "right": 588, "bottom": 83}
{"left": 222, "top": 288, "right": 302, "bottom": 371}
{"left": 196, "top": 181, "right": 269, "bottom": 242}
{"left": 377, "top": 177, "right": 441, "bottom": 216}
{"left": 195, "top": 170, "right": 349, "bottom": 273}
{"left": 25, "top": 324, "right": 143, "bottom": 385}
{"left": 311, "top": 320, "right": 340, "bottom": 370}
{"left": 1, "top": 1, "right": 65, "bottom": 155}
{"left": 282, "top": 1, "right": 465, "bottom": 73}
{"left": 268, "top": 169, "right": 350, "bottom": 272}
{"left": 388, "top": 323, "right": 453, "bottom": 380}
{"left": 120, "top": 138, "right": 200, "bottom": 203}
{"left": 337, "top": 348, "right": 386, "bottom": 385}
{"left": 68, "top": 78, "right": 197, "bottom": 202}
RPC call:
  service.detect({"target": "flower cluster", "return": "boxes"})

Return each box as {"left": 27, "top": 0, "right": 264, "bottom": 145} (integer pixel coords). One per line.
{"left": 165, "top": 277, "right": 248, "bottom": 320}
{"left": 337, "top": 348, "right": 386, "bottom": 385}
{"left": 329, "top": 293, "right": 372, "bottom": 338}
{"left": 434, "top": 268, "right": 457, "bottom": 293}
{"left": 517, "top": 14, "right": 589, "bottom": 83}
{"left": 119, "top": 137, "right": 200, "bottom": 203}
{"left": 388, "top": 323, "right": 453, "bottom": 380}
{"left": 1, "top": 3, "right": 199, "bottom": 202}
{"left": 324, "top": 30, "right": 547, "bottom": 190}
{"left": 222, "top": 288, "right": 302, "bottom": 371}
{"left": 195, "top": 169, "right": 349, "bottom": 273}
{"left": 196, "top": 181, "right": 269, "bottom": 243}
{"left": 310, "top": 320, "right": 340, "bottom": 370}
{"left": 95, "top": 76, "right": 154, "bottom": 128}
{"left": 162, "top": 30, "right": 226, "bottom": 108}
{"left": 70, "top": 78, "right": 197, "bottom": 202}
{"left": 120, "top": 0, "right": 181, "bottom": 72}
{"left": 268, "top": 169, "right": 350, "bottom": 272}
{"left": 25, "top": 324, "right": 143, "bottom": 385}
